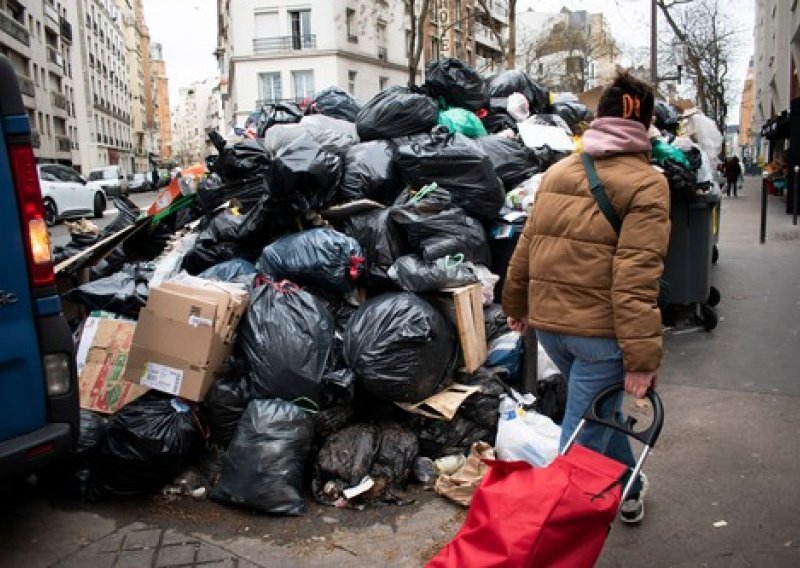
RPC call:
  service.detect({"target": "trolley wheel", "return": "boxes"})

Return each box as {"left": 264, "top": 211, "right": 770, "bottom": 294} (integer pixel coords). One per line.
{"left": 696, "top": 303, "right": 718, "bottom": 331}
{"left": 707, "top": 286, "right": 721, "bottom": 307}
{"left": 712, "top": 244, "right": 719, "bottom": 264}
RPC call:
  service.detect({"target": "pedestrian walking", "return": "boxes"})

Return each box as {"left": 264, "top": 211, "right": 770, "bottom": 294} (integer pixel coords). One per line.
{"left": 501, "top": 71, "right": 670, "bottom": 524}
{"left": 724, "top": 156, "right": 743, "bottom": 197}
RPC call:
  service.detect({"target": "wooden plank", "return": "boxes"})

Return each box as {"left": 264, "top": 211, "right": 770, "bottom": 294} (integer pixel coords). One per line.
{"left": 452, "top": 284, "right": 487, "bottom": 373}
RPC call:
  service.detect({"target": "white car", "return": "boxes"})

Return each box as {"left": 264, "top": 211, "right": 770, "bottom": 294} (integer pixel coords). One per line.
{"left": 37, "top": 164, "right": 107, "bottom": 226}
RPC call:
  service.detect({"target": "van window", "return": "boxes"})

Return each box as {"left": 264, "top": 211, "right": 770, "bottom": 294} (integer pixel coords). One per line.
{"left": 88, "top": 168, "right": 117, "bottom": 181}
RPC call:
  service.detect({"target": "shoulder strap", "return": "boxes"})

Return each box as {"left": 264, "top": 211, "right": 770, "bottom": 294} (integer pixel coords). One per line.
{"left": 581, "top": 153, "right": 622, "bottom": 235}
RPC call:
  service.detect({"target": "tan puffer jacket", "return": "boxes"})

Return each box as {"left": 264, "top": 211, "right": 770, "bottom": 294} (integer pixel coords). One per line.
{"left": 502, "top": 119, "right": 670, "bottom": 372}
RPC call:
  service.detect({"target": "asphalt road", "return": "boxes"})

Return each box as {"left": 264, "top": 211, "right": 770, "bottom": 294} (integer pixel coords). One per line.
{"left": 48, "top": 190, "right": 160, "bottom": 249}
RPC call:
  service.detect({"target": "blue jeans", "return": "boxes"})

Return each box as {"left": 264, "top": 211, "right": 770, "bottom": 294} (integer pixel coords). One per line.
{"left": 536, "top": 329, "right": 642, "bottom": 496}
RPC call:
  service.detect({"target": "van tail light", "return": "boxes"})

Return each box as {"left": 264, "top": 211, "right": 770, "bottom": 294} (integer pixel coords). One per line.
{"left": 8, "top": 143, "right": 54, "bottom": 288}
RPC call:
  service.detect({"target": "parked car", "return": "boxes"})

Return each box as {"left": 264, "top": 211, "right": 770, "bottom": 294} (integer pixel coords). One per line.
{"left": 38, "top": 164, "right": 107, "bottom": 226}
{"left": 87, "top": 165, "right": 129, "bottom": 197}
{"left": 0, "top": 55, "right": 78, "bottom": 481}
{"left": 128, "top": 172, "right": 152, "bottom": 193}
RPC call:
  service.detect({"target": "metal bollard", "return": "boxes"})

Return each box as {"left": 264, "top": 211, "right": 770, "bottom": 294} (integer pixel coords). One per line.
{"left": 761, "top": 170, "right": 768, "bottom": 243}
{"left": 794, "top": 166, "right": 799, "bottom": 226}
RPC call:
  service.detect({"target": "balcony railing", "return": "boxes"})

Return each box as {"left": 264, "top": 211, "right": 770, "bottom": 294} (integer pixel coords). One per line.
{"left": 60, "top": 16, "right": 72, "bottom": 42}
{"left": 253, "top": 34, "right": 316, "bottom": 54}
{"left": 17, "top": 74, "right": 35, "bottom": 97}
{"left": 0, "top": 10, "right": 30, "bottom": 46}
{"left": 44, "top": 3, "right": 59, "bottom": 26}
{"left": 474, "top": 22, "right": 500, "bottom": 51}
{"left": 56, "top": 136, "right": 71, "bottom": 152}
{"left": 51, "top": 91, "right": 68, "bottom": 110}
{"left": 47, "top": 46, "right": 64, "bottom": 69}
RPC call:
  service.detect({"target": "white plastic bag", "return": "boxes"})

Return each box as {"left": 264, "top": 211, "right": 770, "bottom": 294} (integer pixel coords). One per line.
{"left": 495, "top": 397, "right": 561, "bottom": 467}
{"left": 681, "top": 110, "right": 722, "bottom": 163}
{"left": 507, "top": 92, "right": 531, "bottom": 122}
{"left": 517, "top": 119, "right": 575, "bottom": 153}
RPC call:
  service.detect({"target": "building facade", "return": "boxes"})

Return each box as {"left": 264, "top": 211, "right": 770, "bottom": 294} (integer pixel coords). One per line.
{"left": 516, "top": 7, "right": 620, "bottom": 94}
{"left": 751, "top": 0, "right": 800, "bottom": 166}
{"left": 150, "top": 42, "right": 171, "bottom": 160}
{"left": 0, "top": 0, "right": 82, "bottom": 167}
{"left": 217, "top": 0, "right": 415, "bottom": 129}
{"left": 172, "top": 76, "right": 219, "bottom": 167}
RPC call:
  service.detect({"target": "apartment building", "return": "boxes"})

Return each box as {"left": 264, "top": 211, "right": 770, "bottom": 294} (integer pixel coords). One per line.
{"left": 516, "top": 7, "right": 620, "bottom": 94}
{"left": 0, "top": 0, "right": 81, "bottom": 167}
{"left": 72, "top": 0, "right": 133, "bottom": 173}
{"left": 752, "top": 0, "right": 800, "bottom": 165}
{"left": 150, "top": 41, "right": 171, "bottom": 160}
{"left": 172, "top": 76, "right": 219, "bottom": 167}
{"left": 216, "top": 0, "right": 412, "bottom": 128}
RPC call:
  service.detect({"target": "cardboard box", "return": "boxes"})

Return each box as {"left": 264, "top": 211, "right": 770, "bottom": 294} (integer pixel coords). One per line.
{"left": 123, "top": 278, "right": 248, "bottom": 401}
{"left": 78, "top": 315, "right": 148, "bottom": 414}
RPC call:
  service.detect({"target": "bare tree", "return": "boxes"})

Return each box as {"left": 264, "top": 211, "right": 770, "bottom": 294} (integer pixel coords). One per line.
{"left": 405, "top": 0, "right": 432, "bottom": 86}
{"left": 474, "top": 0, "right": 517, "bottom": 70}
{"left": 656, "top": 0, "right": 737, "bottom": 131}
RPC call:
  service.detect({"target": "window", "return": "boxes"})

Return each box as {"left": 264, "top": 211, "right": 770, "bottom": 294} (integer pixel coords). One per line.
{"left": 254, "top": 10, "right": 278, "bottom": 39}
{"left": 348, "top": 71, "right": 357, "bottom": 95}
{"left": 431, "top": 37, "right": 440, "bottom": 60}
{"left": 258, "top": 72, "right": 282, "bottom": 103}
{"left": 292, "top": 70, "right": 314, "bottom": 100}
{"left": 379, "top": 76, "right": 389, "bottom": 90}
{"left": 377, "top": 20, "right": 387, "bottom": 46}
{"left": 566, "top": 56, "right": 583, "bottom": 74}
{"left": 346, "top": 8, "right": 357, "bottom": 42}
{"left": 289, "top": 9, "right": 311, "bottom": 49}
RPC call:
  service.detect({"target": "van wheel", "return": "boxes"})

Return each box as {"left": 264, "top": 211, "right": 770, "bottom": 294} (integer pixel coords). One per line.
{"left": 43, "top": 198, "right": 57, "bottom": 226}
{"left": 93, "top": 193, "right": 106, "bottom": 218}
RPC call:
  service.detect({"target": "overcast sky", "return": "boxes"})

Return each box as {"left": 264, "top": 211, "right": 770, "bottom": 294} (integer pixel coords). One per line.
{"left": 142, "top": 0, "right": 754, "bottom": 122}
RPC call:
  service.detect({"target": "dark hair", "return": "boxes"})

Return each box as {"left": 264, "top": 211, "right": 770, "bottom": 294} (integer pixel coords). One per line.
{"left": 596, "top": 71, "right": 655, "bottom": 130}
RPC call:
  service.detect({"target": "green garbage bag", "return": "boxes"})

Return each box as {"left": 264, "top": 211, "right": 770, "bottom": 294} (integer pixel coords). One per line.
{"left": 651, "top": 139, "right": 691, "bottom": 169}
{"left": 438, "top": 107, "right": 488, "bottom": 138}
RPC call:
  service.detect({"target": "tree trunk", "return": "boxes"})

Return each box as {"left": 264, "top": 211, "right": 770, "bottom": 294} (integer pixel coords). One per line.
{"left": 506, "top": 0, "right": 516, "bottom": 69}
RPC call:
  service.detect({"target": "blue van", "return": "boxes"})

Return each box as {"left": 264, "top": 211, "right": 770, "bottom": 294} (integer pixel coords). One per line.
{"left": 0, "top": 55, "right": 78, "bottom": 480}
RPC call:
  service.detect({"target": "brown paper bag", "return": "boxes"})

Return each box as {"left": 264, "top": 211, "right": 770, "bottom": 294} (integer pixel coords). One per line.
{"left": 434, "top": 441, "right": 496, "bottom": 506}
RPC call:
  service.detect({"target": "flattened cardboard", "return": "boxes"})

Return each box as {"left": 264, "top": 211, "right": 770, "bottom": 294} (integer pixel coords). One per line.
{"left": 78, "top": 318, "right": 148, "bottom": 413}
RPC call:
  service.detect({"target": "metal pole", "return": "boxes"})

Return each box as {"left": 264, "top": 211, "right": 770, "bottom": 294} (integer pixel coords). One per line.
{"left": 523, "top": 328, "right": 538, "bottom": 395}
{"left": 650, "top": 0, "right": 658, "bottom": 90}
{"left": 760, "top": 171, "right": 768, "bottom": 244}
{"left": 794, "top": 166, "right": 799, "bottom": 226}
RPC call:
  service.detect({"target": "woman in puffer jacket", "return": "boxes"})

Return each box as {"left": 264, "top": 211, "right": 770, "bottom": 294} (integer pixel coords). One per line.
{"left": 502, "top": 71, "right": 670, "bottom": 524}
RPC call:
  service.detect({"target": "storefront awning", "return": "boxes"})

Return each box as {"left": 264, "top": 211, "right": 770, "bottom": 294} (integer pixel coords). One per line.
{"left": 761, "top": 111, "right": 790, "bottom": 140}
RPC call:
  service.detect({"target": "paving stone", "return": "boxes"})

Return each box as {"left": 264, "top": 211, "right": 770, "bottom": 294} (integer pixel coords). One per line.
{"left": 113, "top": 548, "right": 156, "bottom": 568}
{"left": 195, "top": 544, "right": 232, "bottom": 563}
{"left": 155, "top": 543, "right": 198, "bottom": 566}
{"left": 121, "top": 527, "right": 163, "bottom": 550}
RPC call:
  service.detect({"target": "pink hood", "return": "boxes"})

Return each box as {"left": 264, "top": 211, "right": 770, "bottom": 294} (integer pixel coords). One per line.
{"left": 582, "top": 117, "right": 651, "bottom": 158}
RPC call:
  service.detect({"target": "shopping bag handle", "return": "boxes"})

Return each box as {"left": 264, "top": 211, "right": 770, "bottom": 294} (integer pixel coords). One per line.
{"left": 582, "top": 384, "right": 664, "bottom": 448}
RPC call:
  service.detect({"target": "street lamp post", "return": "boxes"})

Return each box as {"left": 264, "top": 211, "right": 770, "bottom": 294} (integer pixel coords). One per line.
{"left": 650, "top": 0, "right": 658, "bottom": 90}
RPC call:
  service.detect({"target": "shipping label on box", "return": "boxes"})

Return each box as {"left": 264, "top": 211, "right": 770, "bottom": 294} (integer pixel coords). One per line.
{"left": 78, "top": 317, "right": 148, "bottom": 414}
{"left": 140, "top": 362, "right": 184, "bottom": 396}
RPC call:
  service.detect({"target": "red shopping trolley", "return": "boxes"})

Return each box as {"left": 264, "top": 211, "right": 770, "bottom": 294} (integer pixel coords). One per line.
{"left": 427, "top": 385, "right": 664, "bottom": 568}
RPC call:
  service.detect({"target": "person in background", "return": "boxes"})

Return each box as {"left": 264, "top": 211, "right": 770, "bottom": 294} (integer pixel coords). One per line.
{"left": 502, "top": 71, "right": 670, "bottom": 524}
{"left": 724, "top": 156, "right": 743, "bottom": 197}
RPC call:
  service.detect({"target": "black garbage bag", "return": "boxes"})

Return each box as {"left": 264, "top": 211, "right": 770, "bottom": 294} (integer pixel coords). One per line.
{"left": 413, "top": 414, "right": 491, "bottom": 459}
{"left": 342, "top": 208, "right": 406, "bottom": 288}
{"left": 99, "top": 196, "right": 141, "bottom": 238}
{"left": 203, "top": 376, "right": 250, "bottom": 448}
{"left": 660, "top": 158, "right": 698, "bottom": 202}
{"left": 314, "top": 369, "right": 357, "bottom": 439}
{"left": 481, "top": 107, "right": 518, "bottom": 134}
{"left": 343, "top": 292, "right": 457, "bottom": 403}
{"left": 210, "top": 399, "right": 314, "bottom": 515}
{"left": 313, "top": 86, "right": 362, "bottom": 122}
{"left": 338, "top": 141, "right": 404, "bottom": 204}
{"left": 476, "top": 135, "right": 543, "bottom": 190}
{"left": 654, "top": 99, "right": 681, "bottom": 133}
{"left": 312, "top": 422, "right": 418, "bottom": 506}
{"left": 356, "top": 86, "right": 439, "bottom": 142}
{"left": 199, "top": 259, "right": 259, "bottom": 282}
{"left": 181, "top": 210, "right": 251, "bottom": 275}
{"left": 394, "top": 129, "right": 505, "bottom": 220}
{"left": 485, "top": 70, "right": 550, "bottom": 114}
{"left": 234, "top": 194, "right": 297, "bottom": 252}
{"left": 483, "top": 303, "right": 510, "bottom": 342}
{"left": 390, "top": 186, "right": 490, "bottom": 264}
{"left": 456, "top": 367, "right": 509, "bottom": 430}
{"left": 529, "top": 145, "right": 571, "bottom": 171}
{"left": 237, "top": 280, "right": 334, "bottom": 403}
{"left": 64, "top": 263, "right": 151, "bottom": 317}
{"left": 387, "top": 254, "right": 478, "bottom": 293}
{"left": 259, "top": 102, "right": 305, "bottom": 136}
{"left": 267, "top": 132, "right": 342, "bottom": 213}
{"left": 196, "top": 174, "right": 268, "bottom": 214}
{"left": 551, "top": 102, "right": 594, "bottom": 135}
{"left": 211, "top": 137, "right": 271, "bottom": 181}
{"left": 93, "top": 394, "right": 198, "bottom": 496}
{"left": 533, "top": 372, "right": 568, "bottom": 425}
{"left": 424, "top": 58, "right": 487, "bottom": 111}
{"left": 256, "top": 228, "right": 364, "bottom": 294}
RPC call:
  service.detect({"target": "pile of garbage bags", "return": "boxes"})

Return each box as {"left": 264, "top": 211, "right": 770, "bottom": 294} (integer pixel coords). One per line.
{"left": 56, "top": 57, "right": 721, "bottom": 515}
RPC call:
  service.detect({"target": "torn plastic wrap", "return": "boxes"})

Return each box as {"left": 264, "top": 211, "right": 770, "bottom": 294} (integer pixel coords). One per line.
{"left": 93, "top": 394, "right": 199, "bottom": 497}
{"left": 394, "top": 129, "right": 505, "bottom": 221}
{"left": 312, "top": 86, "right": 362, "bottom": 122}
{"left": 343, "top": 292, "right": 457, "bottom": 403}
{"left": 387, "top": 254, "right": 479, "bottom": 293}
{"left": 356, "top": 86, "right": 439, "bottom": 142}
{"left": 267, "top": 132, "right": 342, "bottom": 214}
{"left": 338, "top": 141, "right": 404, "bottom": 205}
{"left": 424, "top": 58, "right": 487, "bottom": 111}
{"left": 312, "top": 422, "right": 418, "bottom": 507}
{"left": 256, "top": 228, "right": 365, "bottom": 294}
{"left": 237, "top": 280, "right": 334, "bottom": 404}
{"left": 485, "top": 70, "right": 550, "bottom": 114}
{"left": 476, "top": 135, "right": 543, "bottom": 190}
{"left": 210, "top": 399, "right": 314, "bottom": 515}
{"left": 390, "top": 186, "right": 490, "bottom": 264}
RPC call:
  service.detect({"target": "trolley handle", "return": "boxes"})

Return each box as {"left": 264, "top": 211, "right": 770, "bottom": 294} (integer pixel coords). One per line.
{"left": 582, "top": 385, "right": 664, "bottom": 448}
